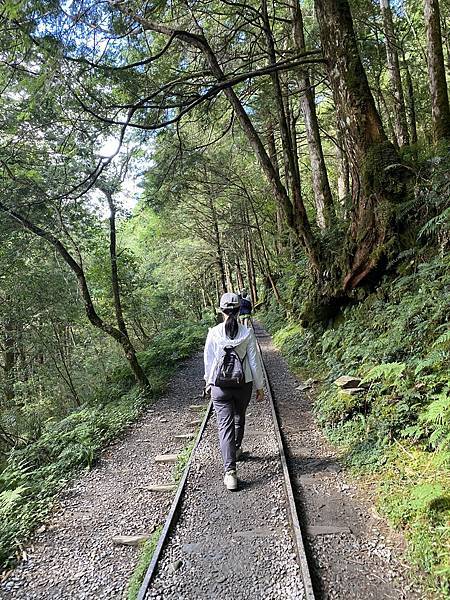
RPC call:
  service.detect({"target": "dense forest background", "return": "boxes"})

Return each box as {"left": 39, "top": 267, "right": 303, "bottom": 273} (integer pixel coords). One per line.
{"left": 0, "top": 0, "right": 449, "bottom": 595}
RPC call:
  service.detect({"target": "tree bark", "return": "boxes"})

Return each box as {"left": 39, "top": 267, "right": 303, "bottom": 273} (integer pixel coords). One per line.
{"left": 402, "top": 50, "right": 418, "bottom": 146}
{"left": 291, "top": 0, "right": 334, "bottom": 228}
{"left": 235, "top": 256, "right": 245, "bottom": 291}
{"left": 380, "top": 0, "right": 410, "bottom": 146}
{"left": 248, "top": 195, "right": 283, "bottom": 305}
{"left": 315, "top": 0, "right": 404, "bottom": 291}
{"left": 224, "top": 253, "right": 234, "bottom": 291}
{"left": 424, "top": 0, "right": 450, "bottom": 141}
{"left": 102, "top": 189, "right": 150, "bottom": 388}
{"left": 265, "top": 122, "right": 286, "bottom": 254}
{"left": 244, "top": 215, "right": 258, "bottom": 307}
{"left": 3, "top": 317, "right": 15, "bottom": 401}
{"left": 336, "top": 139, "right": 350, "bottom": 205}
{"left": 260, "top": 0, "right": 322, "bottom": 254}
{"left": 208, "top": 196, "right": 226, "bottom": 293}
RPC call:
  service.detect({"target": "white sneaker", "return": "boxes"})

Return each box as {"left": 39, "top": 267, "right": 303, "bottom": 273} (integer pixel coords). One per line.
{"left": 224, "top": 469, "right": 238, "bottom": 491}
{"left": 236, "top": 446, "right": 243, "bottom": 461}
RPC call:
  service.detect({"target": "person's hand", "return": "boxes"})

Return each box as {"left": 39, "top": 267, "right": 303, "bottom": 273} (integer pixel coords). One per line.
{"left": 256, "top": 388, "right": 265, "bottom": 401}
{"left": 202, "top": 385, "right": 211, "bottom": 399}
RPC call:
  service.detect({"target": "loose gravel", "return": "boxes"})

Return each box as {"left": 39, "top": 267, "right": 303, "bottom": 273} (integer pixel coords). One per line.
{"left": 0, "top": 354, "right": 206, "bottom": 600}
{"left": 256, "top": 324, "right": 429, "bottom": 600}
{"left": 147, "top": 383, "right": 304, "bottom": 600}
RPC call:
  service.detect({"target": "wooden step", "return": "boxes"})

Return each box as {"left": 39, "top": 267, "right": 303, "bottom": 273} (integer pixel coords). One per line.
{"left": 112, "top": 534, "right": 150, "bottom": 546}
{"left": 148, "top": 484, "right": 177, "bottom": 492}
{"left": 154, "top": 454, "right": 179, "bottom": 463}
{"left": 174, "top": 433, "right": 195, "bottom": 440}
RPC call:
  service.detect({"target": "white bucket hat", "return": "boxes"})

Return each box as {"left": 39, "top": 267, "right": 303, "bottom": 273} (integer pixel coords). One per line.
{"left": 219, "top": 292, "right": 240, "bottom": 310}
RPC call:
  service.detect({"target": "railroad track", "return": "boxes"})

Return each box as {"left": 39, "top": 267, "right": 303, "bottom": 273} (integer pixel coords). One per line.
{"left": 137, "top": 329, "right": 315, "bottom": 600}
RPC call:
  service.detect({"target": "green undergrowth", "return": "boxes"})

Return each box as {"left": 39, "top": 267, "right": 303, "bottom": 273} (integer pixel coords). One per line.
{"left": 127, "top": 525, "right": 163, "bottom": 600}
{"left": 0, "top": 321, "right": 207, "bottom": 570}
{"left": 173, "top": 440, "right": 196, "bottom": 483}
{"left": 265, "top": 251, "right": 450, "bottom": 597}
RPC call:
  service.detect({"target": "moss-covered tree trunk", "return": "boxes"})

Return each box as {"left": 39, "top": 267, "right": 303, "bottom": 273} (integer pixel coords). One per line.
{"left": 424, "top": 0, "right": 450, "bottom": 141}
{"left": 380, "top": 0, "right": 409, "bottom": 147}
{"left": 291, "top": 0, "right": 334, "bottom": 228}
{"left": 315, "top": 0, "right": 406, "bottom": 292}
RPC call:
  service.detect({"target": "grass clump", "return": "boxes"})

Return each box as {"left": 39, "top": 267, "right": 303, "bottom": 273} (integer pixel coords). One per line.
{"left": 173, "top": 440, "right": 196, "bottom": 483}
{"left": 127, "top": 525, "right": 163, "bottom": 600}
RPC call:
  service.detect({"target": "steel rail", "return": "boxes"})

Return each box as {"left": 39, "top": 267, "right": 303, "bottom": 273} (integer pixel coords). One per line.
{"left": 137, "top": 399, "right": 212, "bottom": 600}
{"left": 255, "top": 327, "right": 316, "bottom": 600}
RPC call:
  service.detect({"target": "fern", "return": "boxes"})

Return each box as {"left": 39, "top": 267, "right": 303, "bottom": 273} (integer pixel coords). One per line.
{"left": 0, "top": 486, "right": 29, "bottom": 516}
{"left": 433, "top": 329, "right": 450, "bottom": 349}
{"left": 418, "top": 206, "right": 450, "bottom": 240}
{"left": 363, "top": 362, "right": 406, "bottom": 384}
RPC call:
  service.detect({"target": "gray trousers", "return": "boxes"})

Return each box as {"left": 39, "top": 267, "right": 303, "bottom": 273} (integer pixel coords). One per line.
{"left": 211, "top": 382, "right": 253, "bottom": 472}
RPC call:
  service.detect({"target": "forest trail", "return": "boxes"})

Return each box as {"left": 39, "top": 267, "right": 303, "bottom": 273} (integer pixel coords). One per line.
{"left": 1, "top": 330, "right": 427, "bottom": 599}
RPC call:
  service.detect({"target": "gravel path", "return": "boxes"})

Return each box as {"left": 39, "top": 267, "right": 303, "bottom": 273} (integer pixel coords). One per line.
{"left": 148, "top": 383, "right": 304, "bottom": 599}
{"left": 256, "top": 324, "right": 428, "bottom": 600}
{"left": 0, "top": 354, "right": 206, "bottom": 600}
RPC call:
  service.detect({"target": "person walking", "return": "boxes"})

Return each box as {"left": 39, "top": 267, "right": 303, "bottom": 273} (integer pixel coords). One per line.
{"left": 204, "top": 292, "right": 265, "bottom": 491}
{"left": 239, "top": 289, "right": 253, "bottom": 328}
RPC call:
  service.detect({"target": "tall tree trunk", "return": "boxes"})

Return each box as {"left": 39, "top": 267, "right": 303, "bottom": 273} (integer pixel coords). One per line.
{"left": 214, "top": 275, "right": 221, "bottom": 308}
{"left": 208, "top": 196, "right": 227, "bottom": 293}
{"left": 244, "top": 213, "right": 258, "bottom": 307}
{"left": 443, "top": 12, "right": 450, "bottom": 69}
{"left": 266, "top": 122, "right": 287, "bottom": 254}
{"left": 402, "top": 49, "right": 418, "bottom": 146}
{"left": 3, "top": 318, "right": 15, "bottom": 401}
{"left": 424, "top": 0, "right": 450, "bottom": 141}
{"left": 248, "top": 196, "right": 283, "bottom": 305}
{"left": 374, "top": 81, "right": 398, "bottom": 146}
{"left": 336, "top": 140, "right": 350, "bottom": 206}
{"left": 235, "top": 256, "right": 245, "bottom": 291}
{"left": 224, "top": 253, "right": 234, "bottom": 291}
{"left": 291, "top": 0, "right": 334, "bottom": 228}
{"left": 103, "top": 189, "right": 150, "bottom": 388}
{"left": 50, "top": 321, "right": 82, "bottom": 406}
{"left": 261, "top": 0, "right": 311, "bottom": 243}
{"left": 380, "top": 0, "right": 410, "bottom": 146}
{"left": 315, "top": 0, "right": 405, "bottom": 291}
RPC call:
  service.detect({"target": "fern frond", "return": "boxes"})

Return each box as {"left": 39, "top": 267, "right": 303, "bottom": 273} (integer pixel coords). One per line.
{"left": 363, "top": 362, "right": 406, "bottom": 383}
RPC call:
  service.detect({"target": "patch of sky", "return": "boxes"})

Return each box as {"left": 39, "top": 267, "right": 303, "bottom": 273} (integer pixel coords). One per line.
{"left": 391, "top": 0, "right": 406, "bottom": 18}
{"left": 315, "top": 93, "right": 325, "bottom": 105}
{"left": 95, "top": 133, "right": 155, "bottom": 215}
{"left": 33, "top": 0, "right": 142, "bottom": 67}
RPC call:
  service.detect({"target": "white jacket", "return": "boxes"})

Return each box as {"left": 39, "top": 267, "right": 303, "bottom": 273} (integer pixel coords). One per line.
{"left": 203, "top": 323, "right": 265, "bottom": 390}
